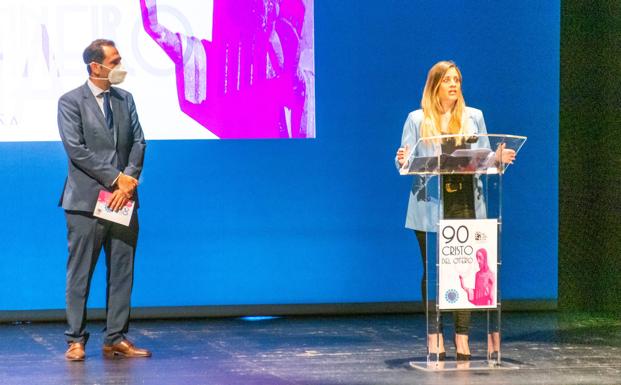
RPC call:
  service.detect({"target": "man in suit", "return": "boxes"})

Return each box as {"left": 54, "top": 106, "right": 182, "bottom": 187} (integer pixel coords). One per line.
{"left": 58, "top": 39, "right": 150, "bottom": 361}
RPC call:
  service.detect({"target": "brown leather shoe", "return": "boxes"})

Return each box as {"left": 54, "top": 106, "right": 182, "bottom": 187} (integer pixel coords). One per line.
{"left": 65, "top": 342, "right": 85, "bottom": 361}
{"left": 103, "top": 339, "right": 151, "bottom": 358}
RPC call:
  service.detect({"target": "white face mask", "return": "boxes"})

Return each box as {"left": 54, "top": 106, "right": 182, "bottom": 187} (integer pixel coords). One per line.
{"left": 91, "top": 63, "right": 127, "bottom": 85}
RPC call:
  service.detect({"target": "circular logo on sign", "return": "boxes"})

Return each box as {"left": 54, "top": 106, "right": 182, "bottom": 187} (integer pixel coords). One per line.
{"left": 445, "top": 289, "right": 459, "bottom": 304}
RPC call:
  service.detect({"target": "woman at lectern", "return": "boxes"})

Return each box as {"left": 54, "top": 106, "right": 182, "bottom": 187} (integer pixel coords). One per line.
{"left": 395, "top": 61, "right": 515, "bottom": 361}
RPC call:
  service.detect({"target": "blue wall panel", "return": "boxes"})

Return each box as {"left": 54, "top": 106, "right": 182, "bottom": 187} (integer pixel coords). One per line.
{"left": 0, "top": 0, "right": 558, "bottom": 310}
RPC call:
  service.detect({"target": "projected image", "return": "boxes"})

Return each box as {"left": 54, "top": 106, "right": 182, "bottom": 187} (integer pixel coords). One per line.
{"left": 0, "top": 0, "right": 314, "bottom": 141}
{"left": 141, "top": 0, "right": 315, "bottom": 139}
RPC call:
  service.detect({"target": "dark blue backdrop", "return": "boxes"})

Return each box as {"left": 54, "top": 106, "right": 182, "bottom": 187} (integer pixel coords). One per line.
{"left": 0, "top": 0, "right": 558, "bottom": 311}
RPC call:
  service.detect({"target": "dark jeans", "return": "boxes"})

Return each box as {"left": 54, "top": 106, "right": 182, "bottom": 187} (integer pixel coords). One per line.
{"left": 415, "top": 230, "right": 471, "bottom": 335}
{"left": 416, "top": 174, "right": 476, "bottom": 335}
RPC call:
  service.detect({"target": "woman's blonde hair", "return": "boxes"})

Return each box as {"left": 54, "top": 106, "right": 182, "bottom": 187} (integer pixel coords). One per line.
{"left": 420, "top": 61, "right": 467, "bottom": 143}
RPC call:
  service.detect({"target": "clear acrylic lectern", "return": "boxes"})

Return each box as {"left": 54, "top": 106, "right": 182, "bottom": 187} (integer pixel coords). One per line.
{"left": 400, "top": 134, "right": 526, "bottom": 371}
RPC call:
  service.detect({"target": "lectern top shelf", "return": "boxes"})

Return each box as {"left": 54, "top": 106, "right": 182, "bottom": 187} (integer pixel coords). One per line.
{"left": 399, "top": 134, "right": 527, "bottom": 176}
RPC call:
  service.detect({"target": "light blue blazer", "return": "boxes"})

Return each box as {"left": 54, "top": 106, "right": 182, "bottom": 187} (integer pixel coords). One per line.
{"left": 58, "top": 83, "right": 146, "bottom": 212}
{"left": 397, "top": 107, "right": 490, "bottom": 232}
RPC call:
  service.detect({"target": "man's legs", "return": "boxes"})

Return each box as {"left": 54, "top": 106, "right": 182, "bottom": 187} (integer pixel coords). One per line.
{"left": 103, "top": 213, "right": 138, "bottom": 345}
{"left": 65, "top": 211, "right": 106, "bottom": 344}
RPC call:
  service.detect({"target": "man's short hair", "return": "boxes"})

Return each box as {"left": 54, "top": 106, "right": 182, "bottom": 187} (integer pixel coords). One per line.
{"left": 83, "top": 39, "right": 116, "bottom": 74}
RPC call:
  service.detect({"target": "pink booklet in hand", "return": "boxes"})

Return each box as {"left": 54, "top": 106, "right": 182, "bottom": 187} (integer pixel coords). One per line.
{"left": 93, "top": 190, "right": 134, "bottom": 226}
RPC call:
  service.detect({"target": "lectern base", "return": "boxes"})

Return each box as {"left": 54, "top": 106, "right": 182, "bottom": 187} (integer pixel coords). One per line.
{"left": 409, "top": 359, "right": 519, "bottom": 372}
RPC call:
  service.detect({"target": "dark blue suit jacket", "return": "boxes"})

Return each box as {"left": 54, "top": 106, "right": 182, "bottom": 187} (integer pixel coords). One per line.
{"left": 58, "top": 82, "right": 146, "bottom": 211}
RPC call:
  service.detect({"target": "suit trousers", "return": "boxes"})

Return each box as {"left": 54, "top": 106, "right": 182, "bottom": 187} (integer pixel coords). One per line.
{"left": 64, "top": 210, "right": 139, "bottom": 345}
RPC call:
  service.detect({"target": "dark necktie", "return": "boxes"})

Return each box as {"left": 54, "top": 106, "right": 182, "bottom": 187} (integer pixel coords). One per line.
{"left": 102, "top": 91, "right": 114, "bottom": 130}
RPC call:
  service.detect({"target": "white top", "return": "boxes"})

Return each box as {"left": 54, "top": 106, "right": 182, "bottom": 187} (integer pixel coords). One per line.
{"left": 86, "top": 79, "right": 112, "bottom": 115}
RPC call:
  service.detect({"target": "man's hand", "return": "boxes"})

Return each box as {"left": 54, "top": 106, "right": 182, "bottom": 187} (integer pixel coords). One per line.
{"left": 107, "top": 189, "right": 131, "bottom": 212}
{"left": 117, "top": 173, "right": 138, "bottom": 197}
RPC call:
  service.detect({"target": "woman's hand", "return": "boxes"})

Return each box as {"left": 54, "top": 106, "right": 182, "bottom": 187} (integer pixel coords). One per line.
{"left": 396, "top": 144, "right": 409, "bottom": 166}
{"left": 495, "top": 143, "right": 516, "bottom": 164}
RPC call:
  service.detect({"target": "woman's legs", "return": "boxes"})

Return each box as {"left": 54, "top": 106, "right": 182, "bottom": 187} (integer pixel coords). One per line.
{"left": 454, "top": 311, "right": 472, "bottom": 356}
{"left": 442, "top": 174, "right": 475, "bottom": 358}
{"left": 415, "top": 230, "right": 445, "bottom": 354}
{"left": 488, "top": 332, "right": 500, "bottom": 354}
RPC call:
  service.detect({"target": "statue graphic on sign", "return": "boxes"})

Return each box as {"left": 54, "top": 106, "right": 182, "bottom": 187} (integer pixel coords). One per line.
{"left": 459, "top": 248, "right": 494, "bottom": 306}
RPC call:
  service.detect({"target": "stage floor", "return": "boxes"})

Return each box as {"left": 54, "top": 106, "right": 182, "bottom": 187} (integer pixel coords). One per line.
{"left": 1, "top": 312, "right": 620, "bottom": 384}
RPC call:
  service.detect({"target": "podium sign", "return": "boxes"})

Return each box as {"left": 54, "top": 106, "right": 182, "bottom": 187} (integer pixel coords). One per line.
{"left": 438, "top": 219, "right": 498, "bottom": 310}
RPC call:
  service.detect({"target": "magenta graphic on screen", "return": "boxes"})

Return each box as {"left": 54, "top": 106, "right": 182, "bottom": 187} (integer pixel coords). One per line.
{"left": 140, "top": 0, "right": 315, "bottom": 139}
